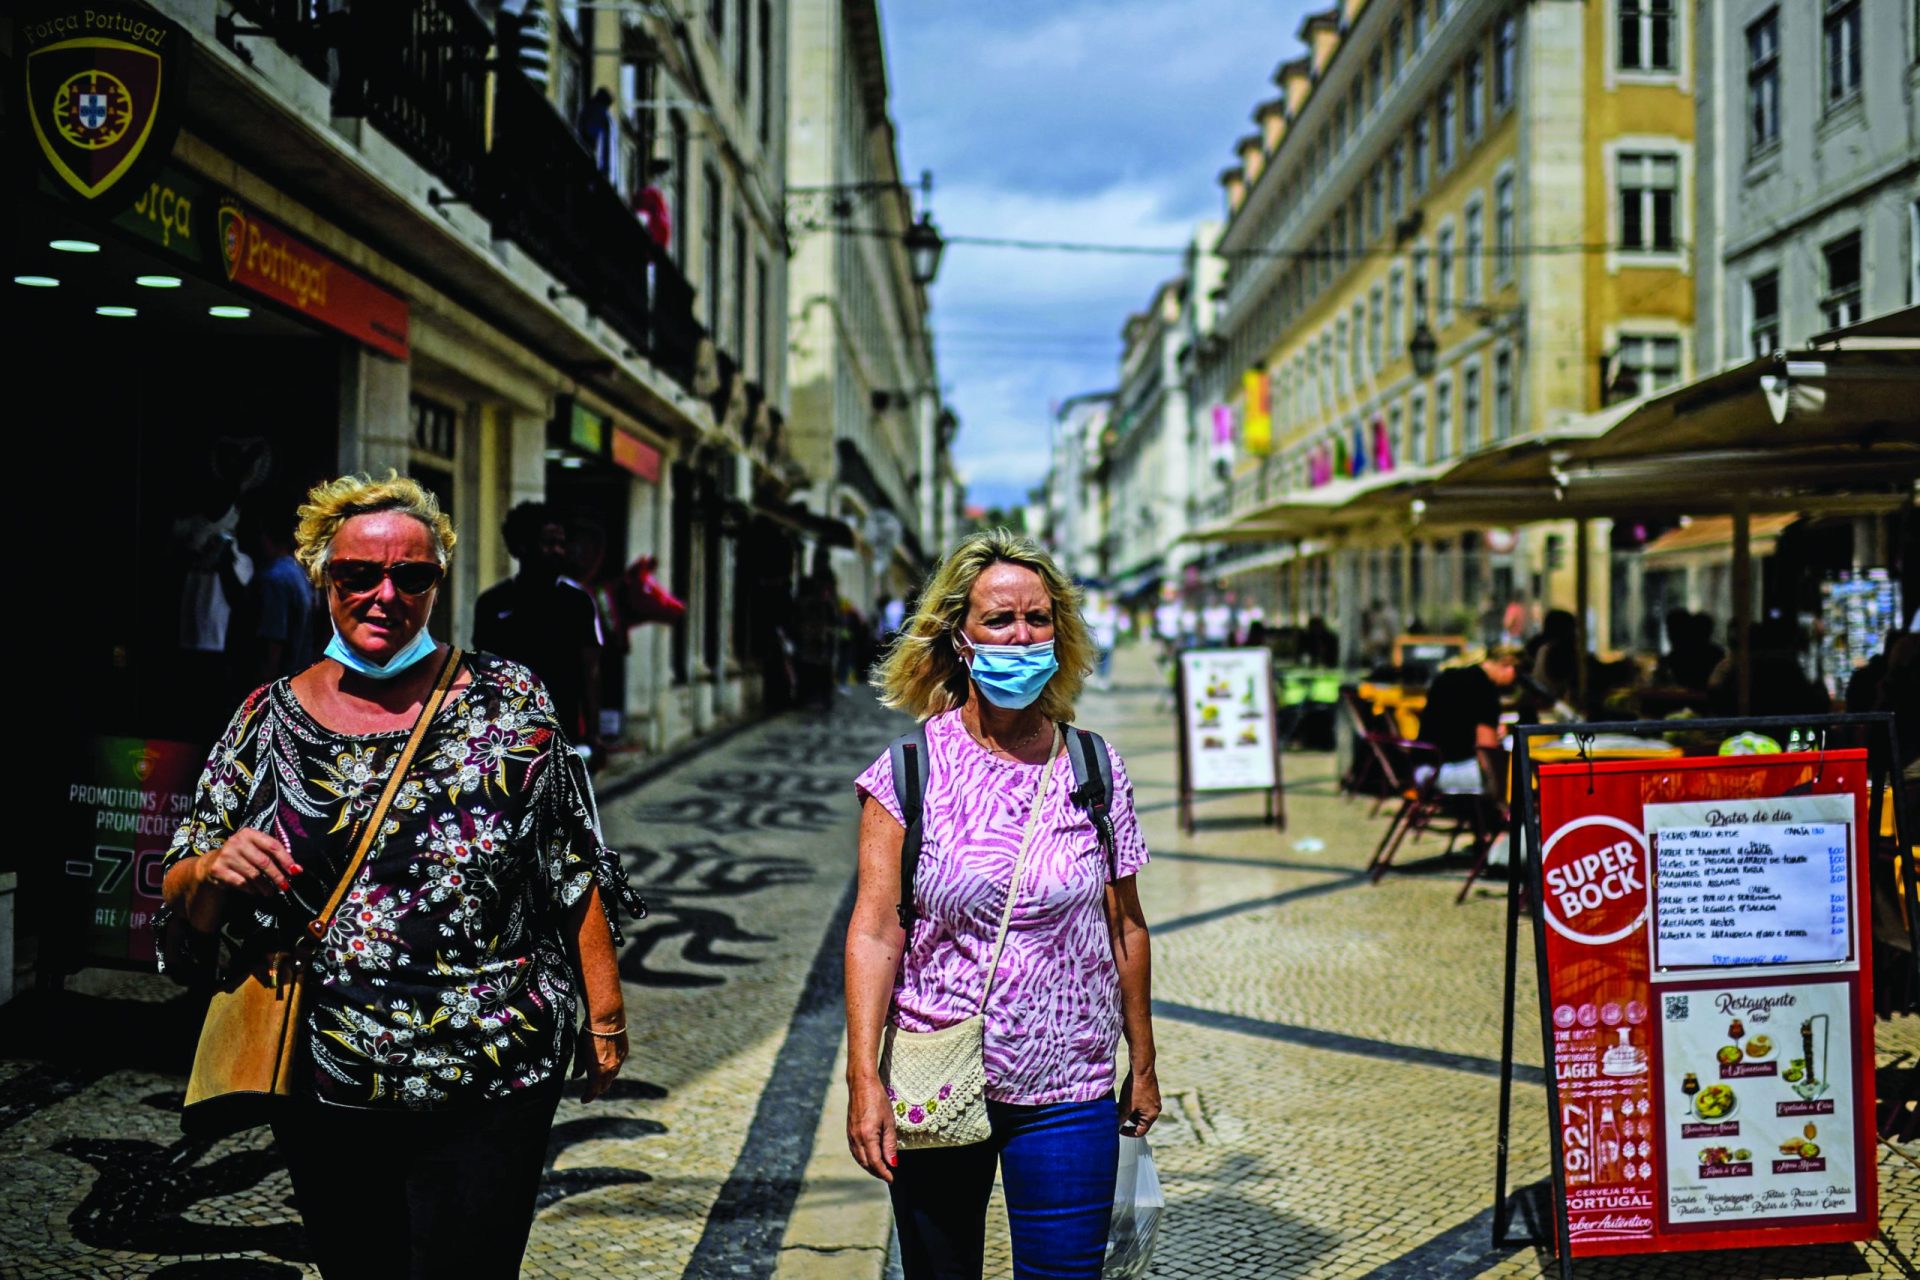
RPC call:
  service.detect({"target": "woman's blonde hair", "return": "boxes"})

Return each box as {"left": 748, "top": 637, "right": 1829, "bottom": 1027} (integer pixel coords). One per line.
{"left": 874, "top": 528, "right": 1092, "bottom": 723}
{"left": 294, "top": 471, "right": 457, "bottom": 587}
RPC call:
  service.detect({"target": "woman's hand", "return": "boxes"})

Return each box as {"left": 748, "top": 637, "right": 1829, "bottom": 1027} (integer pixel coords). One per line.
{"left": 199, "top": 829, "right": 302, "bottom": 897}
{"left": 846, "top": 1071, "right": 898, "bottom": 1183}
{"left": 580, "top": 1019, "right": 627, "bottom": 1102}
{"left": 1118, "top": 1063, "right": 1161, "bottom": 1137}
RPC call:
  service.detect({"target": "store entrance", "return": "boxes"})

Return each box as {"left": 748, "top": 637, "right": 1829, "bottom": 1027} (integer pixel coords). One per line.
{"left": 14, "top": 189, "right": 345, "bottom": 751}
{"left": 545, "top": 460, "right": 632, "bottom": 740}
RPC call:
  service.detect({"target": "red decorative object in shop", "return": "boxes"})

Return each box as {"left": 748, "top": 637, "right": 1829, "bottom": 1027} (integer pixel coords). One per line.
{"left": 617, "top": 555, "right": 686, "bottom": 625}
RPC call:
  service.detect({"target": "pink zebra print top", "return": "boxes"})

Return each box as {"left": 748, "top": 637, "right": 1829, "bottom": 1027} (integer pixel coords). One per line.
{"left": 856, "top": 709, "right": 1150, "bottom": 1105}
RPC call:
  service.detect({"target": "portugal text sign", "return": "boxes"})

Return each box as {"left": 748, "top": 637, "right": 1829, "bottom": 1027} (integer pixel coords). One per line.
{"left": 1533, "top": 751, "right": 1875, "bottom": 1258}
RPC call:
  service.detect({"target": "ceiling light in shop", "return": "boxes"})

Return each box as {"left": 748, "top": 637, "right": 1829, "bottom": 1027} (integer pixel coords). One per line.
{"left": 49, "top": 239, "right": 101, "bottom": 253}
{"left": 208, "top": 305, "right": 252, "bottom": 318}
{"left": 95, "top": 305, "right": 138, "bottom": 317}
{"left": 136, "top": 275, "right": 183, "bottom": 288}
{"left": 13, "top": 276, "right": 60, "bottom": 287}
{"left": 558, "top": 456, "right": 587, "bottom": 469}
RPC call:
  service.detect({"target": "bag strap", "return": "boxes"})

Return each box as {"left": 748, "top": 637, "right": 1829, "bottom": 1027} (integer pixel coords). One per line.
{"left": 889, "top": 722, "right": 931, "bottom": 930}
{"left": 306, "top": 646, "right": 464, "bottom": 941}
{"left": 1062, "top": 723, "right": 1119, "bottom": 883}
{"left": 979, "top": 729, "right": 1059, "bottom": 1010}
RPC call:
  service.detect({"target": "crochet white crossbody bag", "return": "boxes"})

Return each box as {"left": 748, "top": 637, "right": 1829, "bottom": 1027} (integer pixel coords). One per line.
{"left": 878, "top": 731, "right": 1059, "bottom": 1149}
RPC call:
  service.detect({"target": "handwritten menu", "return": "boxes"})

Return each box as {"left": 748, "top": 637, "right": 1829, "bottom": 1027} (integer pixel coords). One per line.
{"left": 1652, "top": 823, "right": 1851, "bottom": 969}
{"left": 1657, "top": 978, "right": 1856, "bottom": 1227}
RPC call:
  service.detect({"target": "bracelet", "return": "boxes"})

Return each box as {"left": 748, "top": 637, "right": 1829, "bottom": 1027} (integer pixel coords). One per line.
{"left": 587, "top": 1024, "right": 627, "bottom": 1038}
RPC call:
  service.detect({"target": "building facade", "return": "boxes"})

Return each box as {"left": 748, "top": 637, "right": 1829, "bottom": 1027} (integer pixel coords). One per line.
{"left": 785, "top": 0, "right": 948, "bottom": 617}
{"left": 12, "top": 0, "right": 812, "bottom": 771}
{"left": 1192, "top": 0, "right": 1698, "bottom": 649}
{"left": 1694, "top": 0, "right": 1918, "bottom": 367}
{"left": 1043, "top": 391, "right": 1118, "bottom": 581}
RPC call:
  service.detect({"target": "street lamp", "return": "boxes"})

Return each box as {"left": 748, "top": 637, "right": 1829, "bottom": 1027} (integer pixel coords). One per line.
{"left": 905, "top": 212, "right": 945, "bottom": 287}
{"left": 1409, "top": 319, "right": 1438, "bottom": 377}
{"left": 1409, "top": 274, "right": 1438, "bottom": 377}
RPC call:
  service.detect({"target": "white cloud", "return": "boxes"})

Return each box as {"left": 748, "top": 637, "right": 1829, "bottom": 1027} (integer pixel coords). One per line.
{"left": 877, "top": 0, "right": 1320, "bottom": 505}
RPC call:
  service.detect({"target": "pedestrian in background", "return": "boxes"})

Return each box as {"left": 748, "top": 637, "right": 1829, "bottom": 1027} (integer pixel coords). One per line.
{"left": 844, "top": 528, "right": 1160, "bottom": 1280}
{"left": 473, "top": 501, "right": 604, "bottom": 753}
{"left": 244, "top": 494, "right": 317, "bottom": 684}
{"left": 159, "top": 473, "right": 643, "bottom": 1280}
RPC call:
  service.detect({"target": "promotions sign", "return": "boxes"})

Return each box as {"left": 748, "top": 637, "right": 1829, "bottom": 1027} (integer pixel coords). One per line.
{"left": 64, "top": 737, "right": 202, "bottom": 967}
{"left": 216, "top": 200, "right": 411, "bottom": 358}
{"left": 14, "top": 1, "right": 185, "bottom": 206}
{"left": 1533, "top": 750, "right": 1876, "bottom": 1258}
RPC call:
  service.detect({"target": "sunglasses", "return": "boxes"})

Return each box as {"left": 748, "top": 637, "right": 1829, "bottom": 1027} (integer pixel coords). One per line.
{"left": 326, "top": 560, "right": 443, "bottom": 596}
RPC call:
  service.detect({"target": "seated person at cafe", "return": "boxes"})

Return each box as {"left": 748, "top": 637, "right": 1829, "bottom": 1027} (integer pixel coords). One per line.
{"left": 1418, "top": 647, "right": 1521, "bottom": 793}
{"left": 1655, "top": 609, "right": 1724, "bottom": 690}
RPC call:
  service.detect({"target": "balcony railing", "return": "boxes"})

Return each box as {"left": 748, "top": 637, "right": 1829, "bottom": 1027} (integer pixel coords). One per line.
{"left": 221, "top": 0, "right": 707, "bottom": 393}
{"left": 332, "top": 0, "right": 491, "bottom": 203}
{"left": 484, "top": 70, "right": 705, "bottom": 387}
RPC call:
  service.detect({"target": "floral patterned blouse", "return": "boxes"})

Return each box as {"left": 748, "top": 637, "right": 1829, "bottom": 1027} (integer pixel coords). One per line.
{"left": 159, "top": 652, "right": 645, "bottom": 1110}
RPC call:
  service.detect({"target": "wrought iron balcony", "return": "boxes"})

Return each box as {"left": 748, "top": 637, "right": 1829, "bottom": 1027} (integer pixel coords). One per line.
{"left": 216, "top": 0, "right": 707, "bottom": 393}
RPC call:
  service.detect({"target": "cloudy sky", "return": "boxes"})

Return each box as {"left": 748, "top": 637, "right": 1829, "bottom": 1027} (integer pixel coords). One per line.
{"left": 880, "top": 0, "right": 1315, "bottom": 510}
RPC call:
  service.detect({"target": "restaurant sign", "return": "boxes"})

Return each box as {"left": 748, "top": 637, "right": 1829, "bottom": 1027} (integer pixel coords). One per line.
{"left": 1534, "top": 752, "right": 1876, "bottom": 1258}
{"left": 14, "top": 1, "right": 185, "bottom": 206}
{"left": 216, "top": 200, "right": 411, "bottom": 359}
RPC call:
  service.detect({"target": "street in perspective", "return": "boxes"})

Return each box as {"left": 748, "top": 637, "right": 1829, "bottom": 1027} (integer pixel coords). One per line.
{"left": 6, "top": 0, "right": 1919, "bottom": 1278}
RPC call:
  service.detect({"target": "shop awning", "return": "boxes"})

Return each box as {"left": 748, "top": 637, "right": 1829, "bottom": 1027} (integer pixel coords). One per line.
{"left": 1641, "top": 513, "right": 1796, "bottom": 563}
{"left": 754, "top": 498, "right": 857, "bottom": 548}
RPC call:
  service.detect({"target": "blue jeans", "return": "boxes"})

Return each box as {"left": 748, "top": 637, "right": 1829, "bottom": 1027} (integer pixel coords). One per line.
{"left": 890, "top": 1095, "right": 1119, "bottom": 1280}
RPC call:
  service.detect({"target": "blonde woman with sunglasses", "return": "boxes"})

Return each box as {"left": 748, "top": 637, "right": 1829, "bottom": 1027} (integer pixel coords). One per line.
{"left": 158, "top": 473, "right": 644, "bottom": 1280}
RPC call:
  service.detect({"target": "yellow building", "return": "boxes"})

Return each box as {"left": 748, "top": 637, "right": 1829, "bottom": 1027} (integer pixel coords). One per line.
{"left": 1198, "top": 0, "right": 1695, "bottom": 652}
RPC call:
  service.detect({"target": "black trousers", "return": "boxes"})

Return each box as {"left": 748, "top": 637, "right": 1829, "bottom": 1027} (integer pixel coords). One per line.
{"left": 271, "top": 1081, "right": 563, "bottom": 1280}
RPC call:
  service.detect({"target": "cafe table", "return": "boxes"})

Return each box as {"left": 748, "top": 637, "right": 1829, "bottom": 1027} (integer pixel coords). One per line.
{"left": 1520, "top": 732, "right": 1685, "bottom": 764}
{"left": 1356, "top": 682, "right": 1427, "bottom": 740}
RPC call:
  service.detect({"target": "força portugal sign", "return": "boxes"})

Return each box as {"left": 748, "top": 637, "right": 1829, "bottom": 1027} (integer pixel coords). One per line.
{"left": 1535, "top": 751, "right": 1876, "bottom": 1258}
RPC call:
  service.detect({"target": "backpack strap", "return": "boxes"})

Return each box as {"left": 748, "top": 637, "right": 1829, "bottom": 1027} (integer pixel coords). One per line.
{"left": 1062, "top": 723, "right": 1120, "bottom": 883}
{"left": 888, "top": 722, "right": 932, "bottom": 930}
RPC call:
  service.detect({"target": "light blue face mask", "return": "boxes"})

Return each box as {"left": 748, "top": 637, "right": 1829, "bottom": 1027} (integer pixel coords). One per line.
{"left": 325, "top": 624, "right": 438, "bottom": 680}
{"left": 961, "top": 638, "right": 1059, "bottom": 710}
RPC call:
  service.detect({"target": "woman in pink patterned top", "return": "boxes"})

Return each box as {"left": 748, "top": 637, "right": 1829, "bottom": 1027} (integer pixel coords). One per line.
{"left": 845, "top": 529, "right": 1160, "bottom": 1280}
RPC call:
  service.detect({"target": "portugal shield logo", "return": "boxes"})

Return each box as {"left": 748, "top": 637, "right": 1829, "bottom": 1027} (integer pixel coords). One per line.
{"left": 22, "top": 23, "right": 176, "bottom": 202}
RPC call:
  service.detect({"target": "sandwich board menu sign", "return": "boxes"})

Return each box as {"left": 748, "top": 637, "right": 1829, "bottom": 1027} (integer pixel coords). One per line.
{"left": 1527, "top": 749, "right": 1877, "bottom": 1260}
{"left": 1174, "top": 647, "right": 1284, "bottom": 834}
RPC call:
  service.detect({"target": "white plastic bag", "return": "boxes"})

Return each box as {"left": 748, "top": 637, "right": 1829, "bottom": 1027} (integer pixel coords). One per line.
{"left": 1103, "top": 1135, "right": 1164, "bottom": 1279}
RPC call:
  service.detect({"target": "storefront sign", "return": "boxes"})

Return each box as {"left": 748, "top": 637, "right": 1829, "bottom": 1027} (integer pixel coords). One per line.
{"left": 569, "top": 399, "right": 608, "bottom": 455}
{"left": 64, "top": 736, "right": 201, "bottom": 966}
{"left": 111, "top": 160, "right": 211, "bottom": 263}
{"left": 612, "top": 429, "right": 662, "bottom": 483}
{"left": 216, "top": 200, "right": 410, "bottom": 358}
{"left": 1535, "top": 752, "right": 1876, "bottom": 1258}
{"left": 14, "top": 1, "right": 186, "bottom": 207}
{"left": 1179, "top": 647, "right": 1278, "bottom": 792}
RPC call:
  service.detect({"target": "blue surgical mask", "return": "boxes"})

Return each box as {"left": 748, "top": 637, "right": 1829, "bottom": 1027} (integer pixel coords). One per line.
{"left": 326, "top": 624, "right": 438, "bottom": 680}
{"left": 960, "top": 638, "right": 1059, "bottom": 709}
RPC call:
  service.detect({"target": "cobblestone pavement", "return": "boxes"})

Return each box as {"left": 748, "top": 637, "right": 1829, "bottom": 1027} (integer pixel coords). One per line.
{"left": 6, "top": 646, "right": 1920, "bottom": 1279}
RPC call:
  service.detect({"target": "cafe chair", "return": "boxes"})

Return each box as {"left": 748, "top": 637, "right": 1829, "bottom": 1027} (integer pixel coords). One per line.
{"left": 1340, "top": 686, "right": 1415, "bottom": 814}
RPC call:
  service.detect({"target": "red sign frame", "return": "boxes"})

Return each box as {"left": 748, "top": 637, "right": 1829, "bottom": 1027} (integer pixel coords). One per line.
{"left": 215, "top": 199, "right": 409, "bottom": 358}
{"left": 1534, "top": 749, "right": 1877, "bottom": 1258}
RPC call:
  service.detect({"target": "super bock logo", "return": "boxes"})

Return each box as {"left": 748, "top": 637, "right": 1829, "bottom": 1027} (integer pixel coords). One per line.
{"left": 15, "top": 3, "right": 185, "bottom": 204}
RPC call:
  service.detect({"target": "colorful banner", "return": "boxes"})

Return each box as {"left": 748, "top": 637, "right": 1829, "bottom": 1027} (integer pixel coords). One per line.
{"left": 1241, "top": 369, "right": 1271, "bottom": 456}
{"left": 1534, "top": 751, "right": 1876, "bottom": 1258}
{"left": 65, "top": 736, "right": 202, "bottom": 966}
{"left": 612, "top": 428, "right": 662, "bottom": 483}
{"left": 216, "top": 199, "right": 410, "bottom": 358}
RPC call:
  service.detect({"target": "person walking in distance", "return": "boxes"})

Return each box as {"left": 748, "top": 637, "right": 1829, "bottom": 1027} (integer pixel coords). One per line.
{"left": 844, "top": 528, "right": 1161, "bottom": 1280}
{"left": 473, "top": 501, "right": 604, "bottom": 754}
{"left": 158, "top": 473, "right": 643, "bottom": 1280}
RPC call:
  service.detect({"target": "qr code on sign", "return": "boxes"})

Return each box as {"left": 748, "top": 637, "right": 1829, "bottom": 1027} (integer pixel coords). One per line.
{"left": 1664, "top": 994, "right": 1689, "bottom": 1022}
